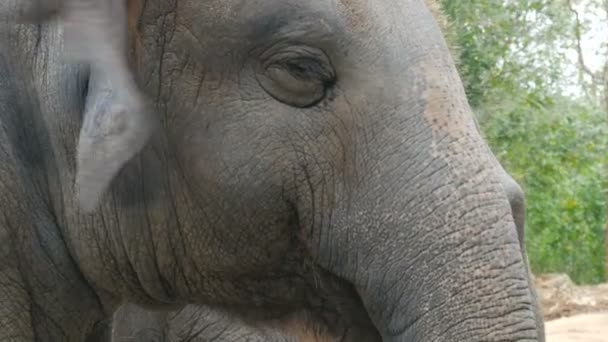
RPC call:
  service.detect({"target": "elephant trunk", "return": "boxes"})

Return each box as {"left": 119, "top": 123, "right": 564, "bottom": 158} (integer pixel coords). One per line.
{"left": 369, "top": 193, "right": 538, "bottom": 340}
{"left": 312, "top": 137, "right": 544, "bottom": 341}
{"left": 362, "top": 209, "right": 541, "bottom": 341}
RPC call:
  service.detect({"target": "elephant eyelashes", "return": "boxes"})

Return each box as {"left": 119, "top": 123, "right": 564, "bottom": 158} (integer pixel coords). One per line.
{"left": 256, "top": 46, "right": 336, "bottom": 108}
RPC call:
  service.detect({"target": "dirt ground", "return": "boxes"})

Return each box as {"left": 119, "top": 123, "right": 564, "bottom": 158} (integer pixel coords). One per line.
{"left": 534, "top": 273, "right": 608, "bottom": 341}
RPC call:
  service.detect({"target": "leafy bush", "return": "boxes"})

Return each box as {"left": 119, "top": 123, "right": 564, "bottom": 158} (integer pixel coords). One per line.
{"left": 479, "top": 97, "right": 607, "bottom": 284}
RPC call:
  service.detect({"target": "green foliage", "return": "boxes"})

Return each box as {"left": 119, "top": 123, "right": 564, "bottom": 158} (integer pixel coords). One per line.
{"left": 440, "top": 0, "right": 571, "bottom": 107}
{"left": 440, "top": 0, "right": 607, "bottom": 283}
{"left": 479, "top": 98, "right": 607, "bottom": 284}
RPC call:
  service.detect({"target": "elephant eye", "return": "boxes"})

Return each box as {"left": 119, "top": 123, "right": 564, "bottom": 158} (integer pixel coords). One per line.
{"left": 256, "top": 46, "right": 336, "bottom": 108}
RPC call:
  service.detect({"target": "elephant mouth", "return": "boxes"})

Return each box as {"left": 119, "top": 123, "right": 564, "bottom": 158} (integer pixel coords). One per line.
{"left": 266, "top": 273, "right": 383, "bottom": 342}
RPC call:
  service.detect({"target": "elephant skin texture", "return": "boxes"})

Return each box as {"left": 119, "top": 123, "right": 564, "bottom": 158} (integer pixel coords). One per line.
{"left": 0, "top": 0, "right": 544, "bottom": 341}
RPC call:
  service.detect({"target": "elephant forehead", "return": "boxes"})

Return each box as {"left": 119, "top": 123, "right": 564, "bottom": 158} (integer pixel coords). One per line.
{"left": 336, "top": 0, "right": 371, "bottom": 28}
{"left": 336, "top": 0, "right": 445, "bottom": 29}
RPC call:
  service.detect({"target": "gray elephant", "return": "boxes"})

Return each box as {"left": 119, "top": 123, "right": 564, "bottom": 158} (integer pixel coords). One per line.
{"left": 0, "top": 0, "right": 544, "bottom": 341}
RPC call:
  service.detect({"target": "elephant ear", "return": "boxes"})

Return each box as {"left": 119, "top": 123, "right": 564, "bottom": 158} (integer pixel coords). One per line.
{"left": 75, "top": 69, "right": 158, "bottom": 212}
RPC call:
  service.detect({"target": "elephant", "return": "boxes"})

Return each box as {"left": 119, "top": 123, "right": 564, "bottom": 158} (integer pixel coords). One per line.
{"left": 0, "top": 0, "right": 545, "bottom": 341}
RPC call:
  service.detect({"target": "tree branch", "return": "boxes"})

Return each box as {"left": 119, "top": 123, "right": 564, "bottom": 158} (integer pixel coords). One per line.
{"left": 566, "top": 0, "right": 602, "bottom": 82}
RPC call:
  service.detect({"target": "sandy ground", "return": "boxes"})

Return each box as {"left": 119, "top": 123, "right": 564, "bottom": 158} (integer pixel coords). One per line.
{"left": 535, "top": 273, "right": 608, "bottom": 341}
{"left": 545, "top": 312, "right": 608, "bottom": 342}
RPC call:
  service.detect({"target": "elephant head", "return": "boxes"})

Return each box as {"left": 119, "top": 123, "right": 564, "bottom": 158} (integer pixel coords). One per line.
{"left": 57, "top": 0, "right": 545, "bottom": 340}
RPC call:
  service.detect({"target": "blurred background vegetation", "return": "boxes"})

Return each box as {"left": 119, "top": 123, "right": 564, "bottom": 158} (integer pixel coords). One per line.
{"left": 438, "top": 0, "right": 607, "bottom": 284}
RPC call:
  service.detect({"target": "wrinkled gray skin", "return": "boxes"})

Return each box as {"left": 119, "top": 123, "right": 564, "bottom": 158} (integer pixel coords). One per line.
{"left": 1, "top": 0, "right": 156, "bottom": 212}
{"left": 0, "top": 0, "right": 545, "bottom": 341}
{"left": 109, "top": 304, "right": 296, "bottom": 341}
